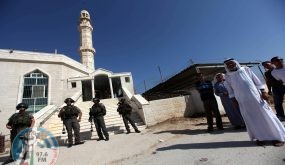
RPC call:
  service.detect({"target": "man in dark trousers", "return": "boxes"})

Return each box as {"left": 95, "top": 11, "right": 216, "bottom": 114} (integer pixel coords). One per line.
{"left": 89, "top": 98, "right": 109, "bottom": 141}
{"left": 195, "top": 73, "right": 223, "bottom": 132}
{"left": 4, "top": 103, "right": 35, "bottom": 164}
{"left": 262, "top": 60, "right": 285, "bottom": 121}
{"left": 58, "top": 98, "right": 84, "bottom": 148}
{"left": 117, "top": 98, "right": 140, "bottom": 134}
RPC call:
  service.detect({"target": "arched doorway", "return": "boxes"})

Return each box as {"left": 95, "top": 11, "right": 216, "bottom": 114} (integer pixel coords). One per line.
{"left": 94, "top": 75, "right": 111, "bottom": 99}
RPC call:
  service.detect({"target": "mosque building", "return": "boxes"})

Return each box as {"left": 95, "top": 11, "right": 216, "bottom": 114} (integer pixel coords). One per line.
{"left": 0, "top": 10, "right": 136, "bottom": 134}
{"left": 1, "top": 10, "right": 254, "bottom": 137}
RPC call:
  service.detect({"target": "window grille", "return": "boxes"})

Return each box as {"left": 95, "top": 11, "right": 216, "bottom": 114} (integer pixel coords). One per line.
{"left": 22, "top": 70, "right": 48, "bottom": 114}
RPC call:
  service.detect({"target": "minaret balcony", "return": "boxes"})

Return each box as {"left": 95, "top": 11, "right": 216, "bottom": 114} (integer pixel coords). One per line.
{"left": 79, "top": 47, "right": 95, "bottom": 53}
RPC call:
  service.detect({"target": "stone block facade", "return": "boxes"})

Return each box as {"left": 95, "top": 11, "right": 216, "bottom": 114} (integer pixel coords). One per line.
{"left": 0, "top": 50, "right": 90, "bottom": 134}
{"left": 142, "top": 94, "right": 225, "bottom": 127}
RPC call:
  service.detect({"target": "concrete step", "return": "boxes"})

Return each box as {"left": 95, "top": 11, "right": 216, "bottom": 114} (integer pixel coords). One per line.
{"left": 46, "top": 118, "right": 140, "bottom": 131}
{"left": 41, "top": 98, "right": 145, "bottom": 141}
{"left": 58, "top": 125, "right": 146, "bottom": 140}
{"left": 52, "top": 125, "right": 146, "bottom": 138}
{"left": 48, "top": 119, "right": 144, "bottom": 129}
{"left": 47, "top": 120, "right": 142, "bottom": 129}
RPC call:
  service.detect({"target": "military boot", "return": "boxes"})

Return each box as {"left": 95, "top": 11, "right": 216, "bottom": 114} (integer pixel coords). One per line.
{"left": 67, "top": 143, "right": 72, "bottom": 148}
{"left": 74, "top": 141, "right": 85, "bottom": 145}
{"left": 97, "top": 138, "right": 104, "bottom": 141}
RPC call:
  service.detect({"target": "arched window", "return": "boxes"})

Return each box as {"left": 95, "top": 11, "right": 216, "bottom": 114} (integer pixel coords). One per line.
{"left": 22, "top": 70, "right": 48, "bottom": 113}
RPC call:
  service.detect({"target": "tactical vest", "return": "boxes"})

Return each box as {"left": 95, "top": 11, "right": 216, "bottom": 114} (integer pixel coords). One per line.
{"left": 11, "top": 112, "right": 31, "bottom": 127}
{"left": 117, "top": 103, "right": 132, "bottom": 115}
{"left": 90, "top": 103, "right": 106, "bottom": 117}
{"left": 62, "top": 106, "right": 79, "bottom": 119}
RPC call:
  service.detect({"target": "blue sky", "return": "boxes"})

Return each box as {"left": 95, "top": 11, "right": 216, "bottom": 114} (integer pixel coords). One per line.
{"left": 1, "top": 0, "right": 285, "bottom": 93}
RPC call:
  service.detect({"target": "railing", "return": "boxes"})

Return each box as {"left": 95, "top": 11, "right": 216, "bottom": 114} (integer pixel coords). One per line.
{"left": 36, "top": 91, "right": 82, "bottom": 127}
{"left": 34, "top": 105, "right": 56, "bottom": 119}
{"left": 33, "top": 105, "right": 59, "bottom": 127}
{"left": 38, "top": 107, "right": 60, "bottom": 127}
{"left": 122, "top": 87, "right": 149, "bottom": 125}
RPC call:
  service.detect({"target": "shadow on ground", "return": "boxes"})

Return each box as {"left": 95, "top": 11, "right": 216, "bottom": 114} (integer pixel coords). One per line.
{"left": 54, "top": 130, "right": 94, "bottom": 146}
{"left": 54, "top": 127, "right": 127, "bottom": 147}
{"left": 156, "top": 140, "right": 257, "bottom": 151}
{"left": 153, "top": 126, "right": 247, "bottom": 135}
{"left": 194, "top": 121, "right": 231, "bottom": 126}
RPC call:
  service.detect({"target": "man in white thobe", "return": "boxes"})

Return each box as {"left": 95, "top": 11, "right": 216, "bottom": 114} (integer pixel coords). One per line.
{"left": 223, "top": 58, "right": 285, "bottom": 147}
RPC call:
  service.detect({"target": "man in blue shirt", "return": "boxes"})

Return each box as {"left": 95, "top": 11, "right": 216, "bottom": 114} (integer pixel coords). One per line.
{"left": 195, "top": 73, "right": 223, "bottom": 132}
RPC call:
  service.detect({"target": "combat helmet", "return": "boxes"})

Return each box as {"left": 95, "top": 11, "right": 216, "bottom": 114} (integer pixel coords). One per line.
{"left": 64, "top": 98, "right": 75, "bottom": 103}
{"left": 92, "top": 98, "right": 100, "bottom": 103}
{"left": 16, "top": 103, "right": 29, "bottom": 110}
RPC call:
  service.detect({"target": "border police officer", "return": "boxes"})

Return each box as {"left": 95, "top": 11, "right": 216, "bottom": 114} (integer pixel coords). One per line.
{"left": 58, "top": 98, "right": 84, "bottom": 148}
{"left": 117, "top": 99, "right": 140, "bottom": 134}
{"left": 5, "top": 103, "right": 35, "bottom": 162}
{"left": 89, "top": 98, "right": 109, "bottom": 141}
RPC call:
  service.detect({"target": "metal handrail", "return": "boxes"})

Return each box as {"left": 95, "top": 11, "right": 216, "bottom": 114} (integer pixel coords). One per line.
{"left": 39, "top": 91, "right": 82, "bottom": 127}
{"left": 39, "top": 108, "right": 60, "bottom": 127}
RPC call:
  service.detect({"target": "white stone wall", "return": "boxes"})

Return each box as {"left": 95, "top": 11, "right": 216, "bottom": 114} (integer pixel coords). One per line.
{"left": 142, "top": 94, "right": 225, "bottom": 127}
{"left": 142, "top": 97, "right": 187, "bottom": 126}
{"left": 120, "top": 75, "right": 134, "bottom": 95}
{"left": 187, "top": 89, "right": 225, "bottom": 116}
{"left": 0, "top": 56, "right": 89, "bottom": 135}
{"left": 61, "top": 65, "right": 85, "bottom": 101}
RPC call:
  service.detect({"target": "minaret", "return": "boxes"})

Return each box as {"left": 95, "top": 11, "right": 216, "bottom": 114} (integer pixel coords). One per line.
{"left": 78, "top": 10, "right": 95, "bottom": 70}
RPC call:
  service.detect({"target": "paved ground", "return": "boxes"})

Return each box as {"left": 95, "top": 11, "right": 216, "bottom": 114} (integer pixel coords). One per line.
{"left": 1, "top": 117, "right": 285, "bottom": 165}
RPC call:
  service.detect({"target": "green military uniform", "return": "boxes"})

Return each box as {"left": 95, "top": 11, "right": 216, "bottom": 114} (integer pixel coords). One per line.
{"left": 117, "top": 100, "right": 140, "bottom": 134}
{"left": 6, "top": 103, "right": 33, "bottom": 159}
{"left": 58, "top": 105, "right": 82, "bottom": 146}
{"left": 8, "top": 112, "right": 33, "bottom": 141}
{"left": 89, "top": 98, "right": 109, "bottom": 141}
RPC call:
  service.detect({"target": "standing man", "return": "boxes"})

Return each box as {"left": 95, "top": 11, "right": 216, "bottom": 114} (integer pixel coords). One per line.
{"left": 195, "top": 73, "right": 223, "bottom": 132}
{"left": 265, "top": 56, "right": 285, "bottom": 121}
{"left": 89, "top": 98, "right": 109, "bottom": 141}
{"left": 58, "top": 98, "right": 84, "bottom": 148}
{"left": 223, "top": 58, "right": 285, "bottom": 146}
{"left": 214, "top": 73, "right": 245, "bottom": 129}
{"left": 117, "top": 98, "right": 141, "bottom": 134}
{"left": 5, "top": 103, "right": 34, "bottom": 163}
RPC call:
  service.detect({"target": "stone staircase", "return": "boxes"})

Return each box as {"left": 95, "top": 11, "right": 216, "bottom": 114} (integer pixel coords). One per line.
{"left": 41, "top": 98, "right": 145, "bottom": 141}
